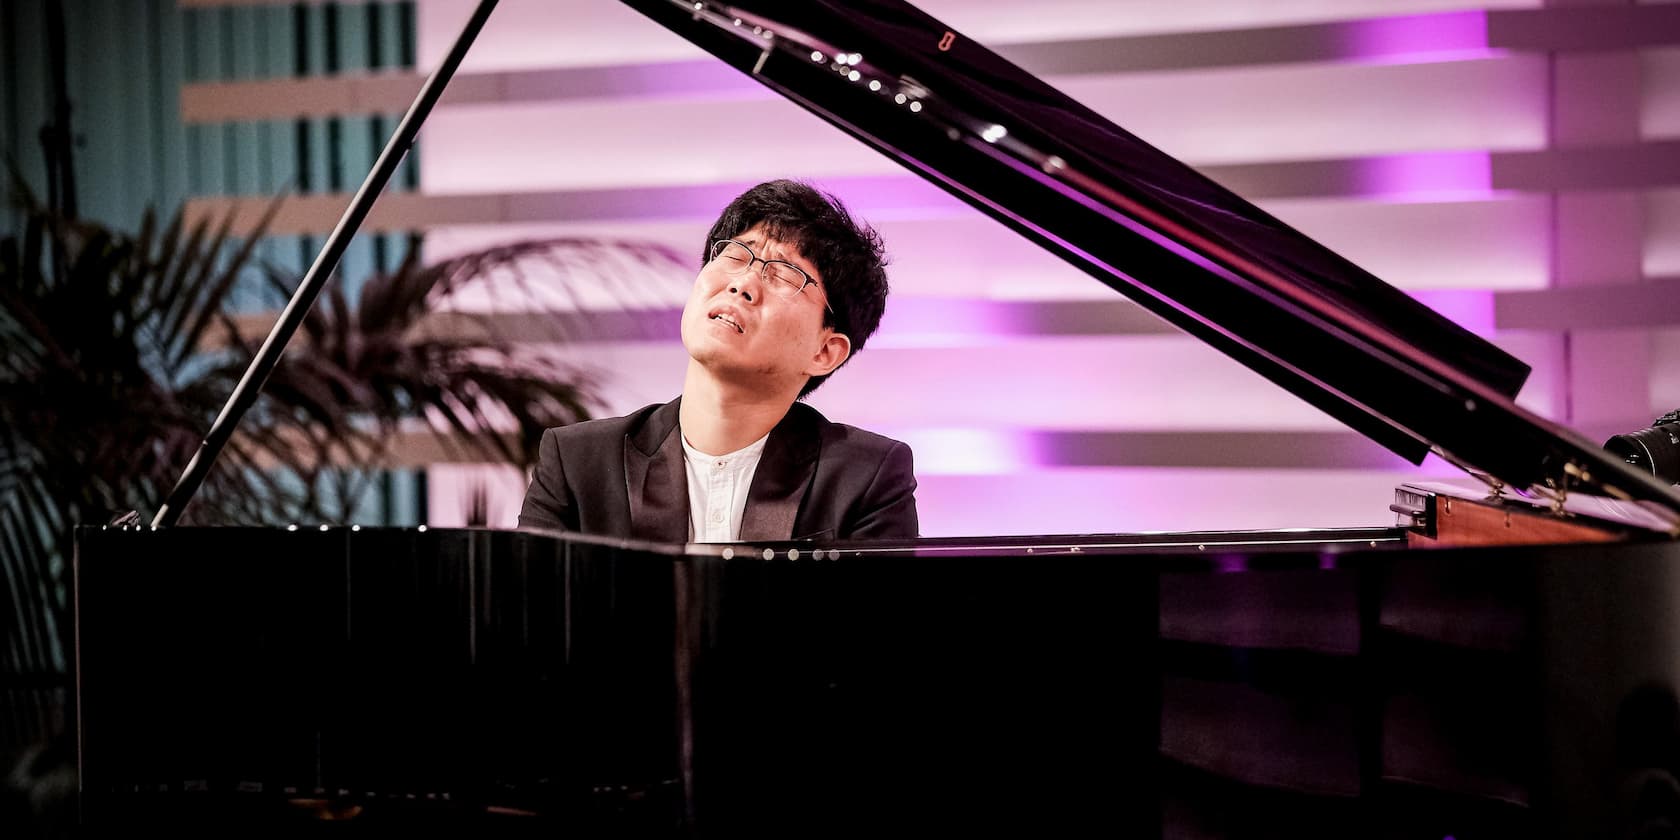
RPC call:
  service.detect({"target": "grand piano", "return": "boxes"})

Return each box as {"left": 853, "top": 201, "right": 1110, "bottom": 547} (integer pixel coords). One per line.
{"left": 73, "top": 1, "right": 1680, "bottom": 837}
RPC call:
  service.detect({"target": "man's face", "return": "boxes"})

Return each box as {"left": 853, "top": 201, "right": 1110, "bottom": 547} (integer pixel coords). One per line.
{"left": 680, "top": 224, "right": 845, "bottom": 391}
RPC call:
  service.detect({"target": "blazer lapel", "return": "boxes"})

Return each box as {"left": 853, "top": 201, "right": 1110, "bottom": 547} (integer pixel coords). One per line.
{"left": 625, "top": 399, "right": 689, "bottom": 543}
{"left": 739, "top": 404, "right": 820, "bottom": 542}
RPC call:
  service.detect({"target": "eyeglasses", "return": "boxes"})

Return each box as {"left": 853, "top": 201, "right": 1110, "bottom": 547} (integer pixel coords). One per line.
{"left": 709, "top": 239, "right": 832, "bottom": 313}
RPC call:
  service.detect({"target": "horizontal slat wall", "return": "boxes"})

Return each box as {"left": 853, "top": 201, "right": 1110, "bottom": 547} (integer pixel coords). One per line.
{"left": 406, "top": 0, "right": 1672, "bottom": 534}
{"left": 411, "top": 0, "right": 1544, "bottom": 73}
{"left": 76, "top": 1, "right": 425, "bottom": 524}
{"left": 1646, "top": 47, "right": 1680, "bottom": 138}
{"left": 159, "top": 0, "right": 1680, "bottom": 536}
{"left": 407, "top": 58, "right": 1554, "bottom": 195}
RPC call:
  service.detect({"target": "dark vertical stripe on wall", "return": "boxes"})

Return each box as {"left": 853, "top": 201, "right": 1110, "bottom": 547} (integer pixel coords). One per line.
{"left": 368, "top": 115, "right": 388, "bottom": 192}
{"left": 398, "top": 2, "right": 416, "bottom": 68}
{"left": 368, "top": 116, "right": 386, "bottom": 165}
{"left": 294, "top": 120, "right": 311, "bottom": 193}
{"left": 323, "top": 3, "right": 341, "bottom": 75}
{"left": 414, "top": 469, "right": 429, "bottom": 527}
{"left": 379, "top": 472, "right": 396, "bottom": 527}
{"left": 292, "top": 3, "right": 309, "bottom": 77}
{"left": 299, "top": 236, "right": 315, "bottom": 282}
{"left": 366, "top": 3, "right": 384, "bottom": 70}
{"left": 327, "top": 119, "right": 343, "bottom": 192}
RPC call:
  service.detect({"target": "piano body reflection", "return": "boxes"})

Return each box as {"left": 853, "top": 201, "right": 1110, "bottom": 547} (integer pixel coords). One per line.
{"left": 74, "top": 1, "right": 1680, "bottom": 837}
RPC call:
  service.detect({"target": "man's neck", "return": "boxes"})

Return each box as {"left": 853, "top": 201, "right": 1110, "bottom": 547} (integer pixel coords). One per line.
{"left": 678, "top": 364, "right": 800, "bottom": 456}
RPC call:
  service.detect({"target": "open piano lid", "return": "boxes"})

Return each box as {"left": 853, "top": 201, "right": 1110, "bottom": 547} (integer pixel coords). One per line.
{"left": 620, "top": 0, "right": 1680, "bottom": 528}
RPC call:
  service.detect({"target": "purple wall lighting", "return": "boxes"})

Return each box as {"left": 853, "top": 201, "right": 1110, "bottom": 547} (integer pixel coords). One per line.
{"left": 1406, "top": 289, "right": 1496, "bottom": 336}
{"left": 1349, "top": 151, "right": 1496, "bottom": 202}
{"left": 405, "top": 0, "right": 1673, "bottom": 536}
{"left": 1338, "top": 11, "right": 1499, "bottom": 67}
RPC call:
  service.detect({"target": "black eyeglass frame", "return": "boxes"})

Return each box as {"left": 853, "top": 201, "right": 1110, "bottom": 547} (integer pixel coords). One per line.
{"left": 709, "top": 239, "right": 834, "bottom": 315}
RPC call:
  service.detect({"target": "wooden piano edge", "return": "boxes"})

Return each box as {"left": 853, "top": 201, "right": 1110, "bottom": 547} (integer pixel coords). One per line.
{"left": 1393, "top": 480, "right": 1662, "bottom": 547}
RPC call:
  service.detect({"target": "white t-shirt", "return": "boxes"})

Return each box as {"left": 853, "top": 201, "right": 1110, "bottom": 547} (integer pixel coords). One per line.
{"left": 681, "top": 431, "right": 770, "bottom": 542}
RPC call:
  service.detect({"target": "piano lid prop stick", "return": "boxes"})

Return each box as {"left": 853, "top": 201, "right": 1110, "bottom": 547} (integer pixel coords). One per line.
{"left": 151, "top": 0, "right": 501, "bottom": 528}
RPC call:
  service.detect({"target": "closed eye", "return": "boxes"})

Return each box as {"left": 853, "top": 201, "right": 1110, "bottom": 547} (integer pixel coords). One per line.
{"left": 766, "top": 261, "right": 811, "bottom": 290}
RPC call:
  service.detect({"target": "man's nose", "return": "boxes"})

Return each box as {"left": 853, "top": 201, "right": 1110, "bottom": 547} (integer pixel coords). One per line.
{"left": 728, "top": 264, "right": 762, "bottom": 302}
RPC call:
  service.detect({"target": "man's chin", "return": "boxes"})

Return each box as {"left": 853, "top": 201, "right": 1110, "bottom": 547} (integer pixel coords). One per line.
{"left": 687, "top": 357, "right": 799, "bottom": 392}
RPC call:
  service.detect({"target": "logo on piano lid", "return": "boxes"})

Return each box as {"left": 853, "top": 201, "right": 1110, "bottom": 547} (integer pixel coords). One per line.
{"left": 938, "top": 31, "right": 955, "bottom": 51}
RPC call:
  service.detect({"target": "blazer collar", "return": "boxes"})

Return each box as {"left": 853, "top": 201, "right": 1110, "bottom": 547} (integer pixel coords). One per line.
{"left": 739, "top": 402, "right": 820, "bottom": 542}
{"left": 626, "top": 399, "right": 688, "bottom": 543}
{"left": 624, "top": 398, "right": 822, "bottom": 544}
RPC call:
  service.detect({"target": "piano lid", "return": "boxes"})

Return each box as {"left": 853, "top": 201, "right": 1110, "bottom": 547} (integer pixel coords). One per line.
{"left": 618, "top": 0, "right": 1680, "bottom": 521}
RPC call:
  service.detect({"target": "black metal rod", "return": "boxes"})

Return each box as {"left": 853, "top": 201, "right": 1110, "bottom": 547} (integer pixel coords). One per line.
{"left": 41, "top": 0, "right": 79, "bottom": 223}
{"left": 152, "top": 0, "right": 499, "bottom": 528}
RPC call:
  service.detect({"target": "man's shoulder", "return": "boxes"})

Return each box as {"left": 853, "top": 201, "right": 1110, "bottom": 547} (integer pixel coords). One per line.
{"left": 792, "top": 402, "right": 909, "bottom": 457}
{"left": 541, "top": 402, "right": 670, "bottom": 446}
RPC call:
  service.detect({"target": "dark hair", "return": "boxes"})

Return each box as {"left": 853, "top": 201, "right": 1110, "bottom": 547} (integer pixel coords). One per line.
{"left": 702, "top": 179, "right": 889, "bottom": 397}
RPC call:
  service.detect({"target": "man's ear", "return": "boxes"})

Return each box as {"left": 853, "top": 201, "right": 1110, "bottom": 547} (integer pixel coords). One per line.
{"left": 806, "top": 331, "right": 852, "bottom": 378}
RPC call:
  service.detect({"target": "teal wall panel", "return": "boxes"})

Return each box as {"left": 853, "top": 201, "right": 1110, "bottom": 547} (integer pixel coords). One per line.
{"left": 3, "top": 1, "right": 424, "bottom": 525}
{"left": 2, "top": 2, "right": 49, "bottom": 236}
{"left": 154, "top": 0, "right": 190, "bottom": 212}
{"left": 300, "top": 1, "right": 327, "bottom": 79}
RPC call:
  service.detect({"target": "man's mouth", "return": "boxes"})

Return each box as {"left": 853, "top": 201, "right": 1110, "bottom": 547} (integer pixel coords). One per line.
{"left": 711, "top": 313, "right": 744, "bottom": 334}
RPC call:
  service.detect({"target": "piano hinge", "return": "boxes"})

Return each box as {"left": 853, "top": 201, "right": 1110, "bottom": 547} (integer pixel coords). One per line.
{"left": 1388, "top": 487, "right": 1434, "bottom": 537}
{"left": 1387, "top": 501, "right": 1426, "bottom": 529}
{"left": 1474, "top": 472, "right": 1506, "bottom": 502}
{"left": 1531, "top": 481, "right": 1569, "bottom": 516}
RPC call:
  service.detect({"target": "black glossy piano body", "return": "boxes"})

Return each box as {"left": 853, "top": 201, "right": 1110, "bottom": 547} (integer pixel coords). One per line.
{"left": 75, "top": 524, "right": 1680, "bottom": 837}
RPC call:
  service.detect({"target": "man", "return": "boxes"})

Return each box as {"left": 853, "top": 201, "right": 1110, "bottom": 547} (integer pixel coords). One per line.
{"left": 517, "top": 180, "right": 918, "bottom": 542}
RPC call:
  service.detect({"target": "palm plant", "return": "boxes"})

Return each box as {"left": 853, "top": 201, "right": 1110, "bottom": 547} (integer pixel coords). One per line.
{"left": 0, "top": 186, "right": 692, "bottom": 775}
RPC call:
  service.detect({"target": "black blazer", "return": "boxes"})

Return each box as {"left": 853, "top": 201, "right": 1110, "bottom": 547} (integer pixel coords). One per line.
{"left": 517, "top": 398, "right": 918, "bottom": 542}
